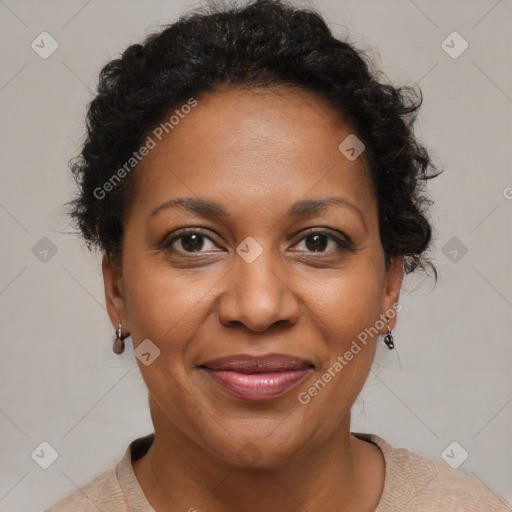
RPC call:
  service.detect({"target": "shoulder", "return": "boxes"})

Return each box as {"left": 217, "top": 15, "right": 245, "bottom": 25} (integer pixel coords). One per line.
{"left": 45, "top": 433, "right": 155, "bottom": 512}
{"left": 353, "top": 432, "right": 512, "bottom": 512}
{"left": 44, "top": 465, "right": 124, "bottom": 512}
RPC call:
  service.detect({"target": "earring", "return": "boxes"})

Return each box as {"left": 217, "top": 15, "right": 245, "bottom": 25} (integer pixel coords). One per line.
{"left": 113, "top": 323, "right": 125, "bottom": 355}
{"left": 383, "top": 325, "right": 395, "bottom": 350}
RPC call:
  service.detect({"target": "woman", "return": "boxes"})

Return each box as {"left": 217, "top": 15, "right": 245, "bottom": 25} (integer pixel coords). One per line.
{"left": 46, "top": 0, "right": 511, "bottom": 510}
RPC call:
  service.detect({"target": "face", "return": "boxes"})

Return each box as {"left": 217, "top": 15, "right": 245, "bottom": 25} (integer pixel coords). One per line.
{"left": 103, "top": 85, "right": 403, "bottom": 467}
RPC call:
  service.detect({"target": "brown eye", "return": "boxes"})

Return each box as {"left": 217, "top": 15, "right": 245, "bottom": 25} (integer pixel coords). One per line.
{"left": 304, "top": 234, "right": 330, "bottom": 252}
{"left": 160, "top": 230, "right": 221, "bottom": 254}
{"left": 179, "top": 233, "right": 206, "bottom": 252}
{"left": 293, "top": 229, "right": 353, "bottom": 253}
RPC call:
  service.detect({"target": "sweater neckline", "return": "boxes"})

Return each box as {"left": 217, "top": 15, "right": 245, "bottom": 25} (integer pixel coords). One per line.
{"left": 117, "top": 431, "right": 394, "bottom": 511}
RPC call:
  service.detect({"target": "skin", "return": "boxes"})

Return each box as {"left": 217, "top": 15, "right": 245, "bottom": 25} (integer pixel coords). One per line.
{"left": 103, "top": 85, "right": 404, "bottom": 512}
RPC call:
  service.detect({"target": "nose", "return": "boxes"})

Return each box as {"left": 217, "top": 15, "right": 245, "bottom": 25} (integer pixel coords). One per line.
{"left": 217, "top": 249, "right": 300, "bottom": 333}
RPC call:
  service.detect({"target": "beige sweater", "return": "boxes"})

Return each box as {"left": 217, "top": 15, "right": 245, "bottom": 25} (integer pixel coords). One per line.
{"left": 46, "top": 432, "right": 511, "bottom": 511}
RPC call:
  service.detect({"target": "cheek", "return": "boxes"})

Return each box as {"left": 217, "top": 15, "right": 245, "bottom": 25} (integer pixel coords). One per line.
{"left": 122, "top": 258, "right": 215, "bottom": 347}
{"left": 296, "top": 291, "right": 379, "bottom": 433}
{"left": 307, "top": 260, "right": 384, "bottom": 347}
{"left": 297, "top": 261, "right": 382, "bottom": 405}
{"left": 121, "top": 262, "right": 208, "bottom": 421}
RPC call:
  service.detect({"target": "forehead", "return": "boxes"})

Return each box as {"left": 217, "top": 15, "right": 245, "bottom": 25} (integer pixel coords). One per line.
{"left": 128, "top": 85, "right": 375, "bottom": 221}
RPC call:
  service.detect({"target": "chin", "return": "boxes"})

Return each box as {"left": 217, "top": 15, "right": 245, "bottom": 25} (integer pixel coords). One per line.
{"left": 201, "top": 425, "right": 310, "bottom": 469}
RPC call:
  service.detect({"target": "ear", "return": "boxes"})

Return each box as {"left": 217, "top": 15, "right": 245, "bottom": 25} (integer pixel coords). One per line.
{"left": 102, "top": 252, "right": 129, "bottom": 333}
{"left": 379, "top": 256, "right": 404, "bottom": 333}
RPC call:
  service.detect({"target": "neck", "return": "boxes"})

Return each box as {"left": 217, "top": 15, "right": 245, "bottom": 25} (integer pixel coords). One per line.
{"left": 132, "top": 401, "right": 384, "bottom": 512}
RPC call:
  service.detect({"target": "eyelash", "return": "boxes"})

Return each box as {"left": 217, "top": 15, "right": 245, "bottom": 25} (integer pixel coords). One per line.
{"left": 159, "top": 228, "right": 354, "bottom": 256}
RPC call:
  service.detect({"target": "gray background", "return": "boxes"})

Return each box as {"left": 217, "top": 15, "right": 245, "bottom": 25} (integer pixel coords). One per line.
{"left": 0, "top": 0, "right": 511, "bottom": 510}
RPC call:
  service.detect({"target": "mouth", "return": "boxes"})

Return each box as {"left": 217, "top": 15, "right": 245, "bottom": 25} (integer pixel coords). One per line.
{"left": 199, "top": 353, "right": 314, "bottom": 401}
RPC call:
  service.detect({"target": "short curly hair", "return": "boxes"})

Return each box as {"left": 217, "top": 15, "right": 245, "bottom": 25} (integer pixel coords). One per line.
{"left": 67, "top": 0, "right": 442, "bottom": 276}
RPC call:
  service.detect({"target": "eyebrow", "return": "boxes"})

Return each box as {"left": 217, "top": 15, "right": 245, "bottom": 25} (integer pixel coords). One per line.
{"left": 149, "top": 196, "right": 367, "bottom": 232}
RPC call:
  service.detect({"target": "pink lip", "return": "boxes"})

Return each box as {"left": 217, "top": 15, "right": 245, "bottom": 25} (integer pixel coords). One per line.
{"left": 199, "top": 353, "right": 313, "bottom": 401}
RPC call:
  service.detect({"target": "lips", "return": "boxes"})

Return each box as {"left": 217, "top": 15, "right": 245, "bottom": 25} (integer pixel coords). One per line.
{"left": 199, "top": 353, "right": 313, "bottom": 401}
{"left": 202, "top": 353, "right": 313, "bottom": 373}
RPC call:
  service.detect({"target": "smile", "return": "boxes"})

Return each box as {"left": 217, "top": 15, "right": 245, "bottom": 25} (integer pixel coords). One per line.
{"left": 199, "top": 353, "right": 314, "bottom": 401}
